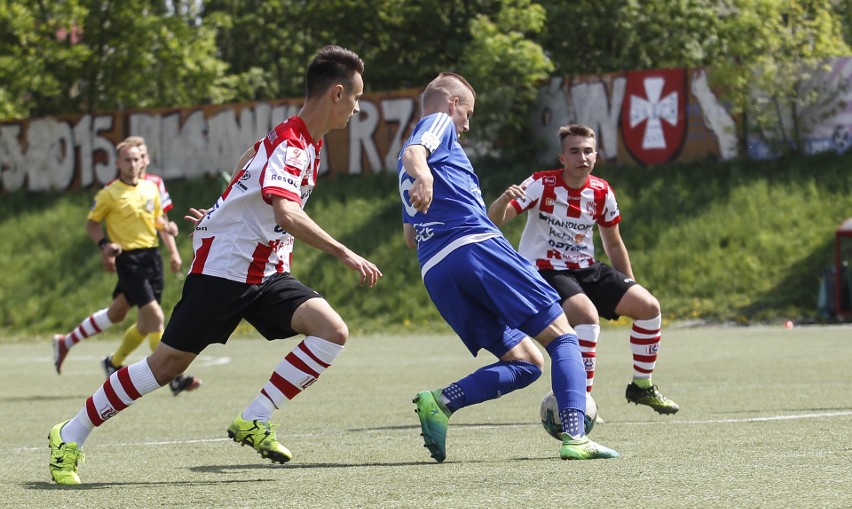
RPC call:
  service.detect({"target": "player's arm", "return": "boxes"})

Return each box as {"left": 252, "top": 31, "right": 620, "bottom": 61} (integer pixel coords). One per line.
{"left": 272, "top": 196, "right": 382, "bottom": 287}
{"left": 403, "top": 223, "right": 416, "bottom": 250}
{"left": 231, "top": 146, "right": 256, "bottom": 181}
{"left": 401, "top": 144, "right": 433, "bottom": 213}
{"left": 487, "top": 184, "right": 525, "bottom": 226}
{"left": 599, "top": 224, "right": 635, "bottom": 280}
{"left": 158, "top": 226, "right": 182, "bottom": 272}
{"left": 86, "top": 219, "right": 121, "bottom": 272}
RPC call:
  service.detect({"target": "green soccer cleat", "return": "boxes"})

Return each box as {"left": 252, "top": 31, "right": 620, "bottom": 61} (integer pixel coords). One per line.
{"left": 227, "top": 415, "right": 293, "bottom": 464}
{"left": 560, "top": 434, "right": 620, "bottom": 460}
{"left": 625, "top": 382, "right": 680, "bottom": 414}
{"left": 48, "top": 421, "right": 85, "bottom": 485}
{"left": 413, "top": 389, "right": 451, "bottom": 463}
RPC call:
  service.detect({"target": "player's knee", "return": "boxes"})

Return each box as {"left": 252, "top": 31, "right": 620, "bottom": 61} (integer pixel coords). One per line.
{"left": 107, "top": 307, "right": 128, "bottom": 323}
{"left": 511, "top": 360, "right": 542, "bottom": 389}
{"left": 641, "top": 296, "right": 661, "bottom": 320}
{"left": 564, "top": 296, "right": 598, "bottom": 325}
{"left": 322, "top": 320, "right": 349, "bottom": 346}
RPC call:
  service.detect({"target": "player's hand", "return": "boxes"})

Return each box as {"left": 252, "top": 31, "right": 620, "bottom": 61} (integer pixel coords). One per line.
{"left": 170, "top": 252, "right": 182, "bottom": 273}
{"left": 102, "top": 256, "right": 116, "bottom": 272}
{"left": 500, "top": 184, "right": 525, "bottom": 202}
{"left": 184, "top": 208, "right": 207, "bottom": 238}
{"left": 101, "top": 242, "right": 121, "bottom": 272}
{"left": 164, "top": 220, "right": 179, "bottom": 237}
{"left": 409, "top": 176, "right": 434, "bottom": 213}
{"left": 339, "top": 250, "right": 382, "bottom": 287}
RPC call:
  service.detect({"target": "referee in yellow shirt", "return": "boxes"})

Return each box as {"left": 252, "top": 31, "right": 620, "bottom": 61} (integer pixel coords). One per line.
{"left": 54, "top": 139, "right": 201, "bottom": 394}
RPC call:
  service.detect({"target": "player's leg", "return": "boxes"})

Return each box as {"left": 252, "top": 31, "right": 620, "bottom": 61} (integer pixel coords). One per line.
{"left": 440, "top": 335, "right": 544, "bottom": 412}
{"left": 616, "top": 285, "right": 679, "bottom": 414}
{"left": 413, "top": 331, "right": 546, "bottom": 463}
{"left": 136, "top": 299, "right": 198, "bottom": 395}
{"left": 533, "top": 314, "right": 619, "bottom": 460}
{"left": 229, "top": 275, "right": 343, "bottom": 463}
{"left": 542, "top": 269, "right": 603, "bottom": 394}
{"left": 103, "top": 323, "right": 144, "bottom": 376}
{"left": 103, "top": 289, "right": 161, "bottom": 379}
{"left": 48, "top": 343, "right": 196, "bottom": 484}
{"left": 48, "top": 273, "right": 235, "bottom": 484}
{"left": 102, "top": 259, "right": 157, "bottom": 376}
{"left": 52, "top": 295, "right": 129, "bottom": 374}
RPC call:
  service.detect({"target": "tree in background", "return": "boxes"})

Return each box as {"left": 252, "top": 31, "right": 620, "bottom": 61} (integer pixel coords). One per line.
{"left": 0, "top": 0, "right": 90, "bottom": 119}
{"left": 459, "top": 0, "right": 553, "bottom": 160}
{"left": 0, "top": 0, "right": 230, "bottom": 119}
{"left": 536, "top": 0, "right": 723, "bottom": 75}
{"left": 200, "top": 0, "right": 491, "bottom": 97}
{"left": 2, "top": 0, "right": 851, "bottom": 163}
{"left": 711, "top": 0, "right": 850, "bottom": 157}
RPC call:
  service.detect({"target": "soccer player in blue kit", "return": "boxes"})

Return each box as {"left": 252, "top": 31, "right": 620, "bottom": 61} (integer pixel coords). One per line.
{"left": 398, "top": 72, "right": 619, "bottom": 462}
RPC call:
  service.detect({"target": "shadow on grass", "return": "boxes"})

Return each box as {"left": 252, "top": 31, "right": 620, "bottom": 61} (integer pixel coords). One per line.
{"left": 0, "top": 394, "right": 95, "bottom": 403}
{"left": 24, "top": 478, "right": 278, "bottom": 490}
{"left": 347, "top": 422, "right": 534, "bottom": 433}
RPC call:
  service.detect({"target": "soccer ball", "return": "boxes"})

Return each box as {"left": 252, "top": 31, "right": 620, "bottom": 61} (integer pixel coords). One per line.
{"left": 539, "top": 390, "right": 597, "bottom": 440}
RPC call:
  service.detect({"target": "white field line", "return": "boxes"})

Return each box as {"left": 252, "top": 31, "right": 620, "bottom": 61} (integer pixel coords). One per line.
{"left": 15, "top": 410, "right": 852, "bottom": 453}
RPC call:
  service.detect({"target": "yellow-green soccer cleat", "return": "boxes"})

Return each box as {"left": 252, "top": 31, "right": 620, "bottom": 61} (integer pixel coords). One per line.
{"left": 560, "top": 434, "right": 620, "bottom": 460}
{"left": 227, "top": 416, "right": 293, "bottom": 464}
{"left": 48, "top": 421, "right": 85, "bottom": 484}
{"left": 625, "top": 382, "right": 680, "bottom": 414}
{"left": 413, "top": 389, "right": 451, "bottom": 463}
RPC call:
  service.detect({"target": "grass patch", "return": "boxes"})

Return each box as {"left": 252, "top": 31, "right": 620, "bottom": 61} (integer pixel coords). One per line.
{"left": 2, "top": 152, "right": 852, "bottom": 339}
{"left": 3, "top": 326, "right": 851, "bottom": 507}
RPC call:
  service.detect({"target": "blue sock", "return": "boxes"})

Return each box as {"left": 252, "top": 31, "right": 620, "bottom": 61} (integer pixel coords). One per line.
{"left": 442, "top": 360, "right": 542, "bottom": 413}
{"left": 545, "top": 333, "right": 587, "bottom": 437}
{"left": 559, "top": 407, "right": 584, "bottom": 437}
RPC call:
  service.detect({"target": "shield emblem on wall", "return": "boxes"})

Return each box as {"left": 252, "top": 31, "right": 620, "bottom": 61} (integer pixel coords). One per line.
{"left": 621, "top": 69, "right": 688, "bottom": 166}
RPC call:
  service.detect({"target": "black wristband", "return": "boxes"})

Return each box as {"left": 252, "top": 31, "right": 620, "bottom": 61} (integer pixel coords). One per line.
{"left": 97, "top": 238, "right": 109, "bottom": 249}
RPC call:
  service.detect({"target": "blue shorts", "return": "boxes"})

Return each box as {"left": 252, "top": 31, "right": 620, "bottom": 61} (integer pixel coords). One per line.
{"left": 422, "top": 237, "right": 563, "bottom": 357}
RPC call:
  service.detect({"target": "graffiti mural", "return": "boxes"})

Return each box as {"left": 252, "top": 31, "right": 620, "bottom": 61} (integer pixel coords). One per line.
{"left": 2, "top": 59, "right": 852, "bottom": 193}
{"left": 530, "top": 68, "right": 739, "bottom": 166}
{"left": 0, "top": 89, "right": 422, "bottom": 193}
{"left": 531, "top": 58, "right": 852, "bottom": 167}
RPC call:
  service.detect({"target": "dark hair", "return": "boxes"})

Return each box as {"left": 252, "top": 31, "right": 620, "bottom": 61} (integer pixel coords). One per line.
{"left": 305, "top": 45, "right": 364, "bottom": 99}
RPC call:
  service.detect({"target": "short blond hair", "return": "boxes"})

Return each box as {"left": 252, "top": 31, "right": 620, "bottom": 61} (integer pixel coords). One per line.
{"left": 116, "top": 136, "right": 146, "bottom": 154}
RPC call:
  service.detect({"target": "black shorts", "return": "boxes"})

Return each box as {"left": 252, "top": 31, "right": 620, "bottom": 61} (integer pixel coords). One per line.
{"left": 539, "top": 262, "right": 636, "bottom": 320}
{"left": 113, "top": 248, "right": 164, "bottom": 307}
{"left": 161, "top": 272, "right": 322, "bottom": 354}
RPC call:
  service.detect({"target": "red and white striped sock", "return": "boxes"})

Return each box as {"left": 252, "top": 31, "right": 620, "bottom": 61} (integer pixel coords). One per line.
{"left": 60, "top": 359, "right": 161, "bottom": 446}
{"left": 575, "top": 324, "right": 600, "bottom": 393}
{"left": 242, "top": 336, "right": 343, "bottom": 422}
{"left": 630, "top": 315, "right": 662, "bottom": 381}
{"left": 62, "top": 308, "right": 114, "bottom": 350}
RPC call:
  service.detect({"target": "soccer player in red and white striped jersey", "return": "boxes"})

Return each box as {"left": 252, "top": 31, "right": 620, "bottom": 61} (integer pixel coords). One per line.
{"left": 489, "top": 123, "right": 679, "bottom": 415}
{"left": 47, "top": 45, "right": 381, "bottom": 485}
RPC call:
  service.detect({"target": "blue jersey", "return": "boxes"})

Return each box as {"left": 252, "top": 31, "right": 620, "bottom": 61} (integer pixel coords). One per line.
{"left": 397, "top": 112, "right": 501, "bottom": 274}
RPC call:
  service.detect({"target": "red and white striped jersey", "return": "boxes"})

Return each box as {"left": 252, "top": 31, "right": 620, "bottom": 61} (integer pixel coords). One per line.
{"left": 142, "top": 173, "right": 173, "bottom": 213}
{"left": 189, "top": 115, "right": 322, "bottom": 284}
{"left": 510, "top": 170, "right": 620, "bottom": 270}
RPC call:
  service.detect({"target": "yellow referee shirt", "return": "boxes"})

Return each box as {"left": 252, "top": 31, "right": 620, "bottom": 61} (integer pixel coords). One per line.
{"left": 88, "top": 179, "right": 163, "bottom": 250}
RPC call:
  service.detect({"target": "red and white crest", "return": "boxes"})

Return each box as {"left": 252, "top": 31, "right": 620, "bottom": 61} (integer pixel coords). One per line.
{"left": 621, "top": 69, "right": 687, "bottom": 166}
